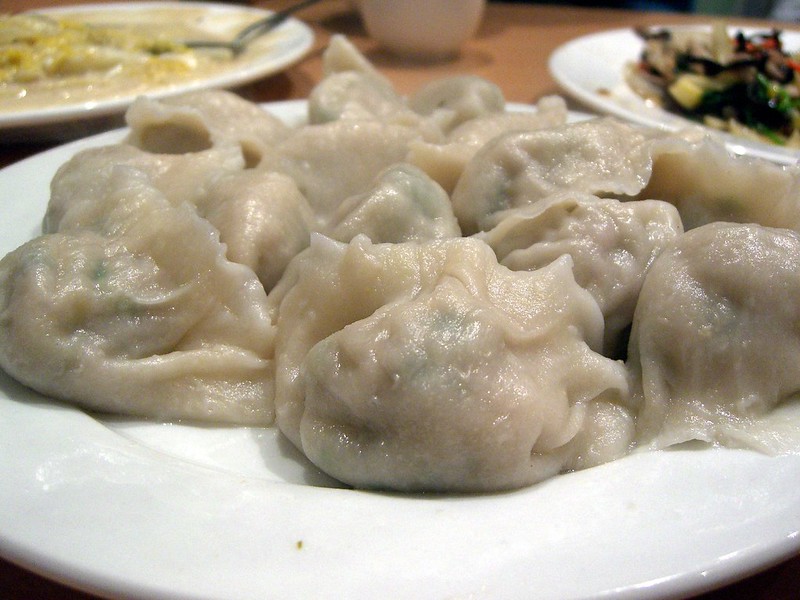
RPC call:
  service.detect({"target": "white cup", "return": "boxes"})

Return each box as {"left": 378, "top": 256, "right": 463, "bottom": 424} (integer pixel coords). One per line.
{"left": 356, "top": 0, "right": 486, "bottom": 60}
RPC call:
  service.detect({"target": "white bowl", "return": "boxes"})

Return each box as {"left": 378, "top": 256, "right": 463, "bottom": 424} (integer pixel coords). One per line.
{"left": 357, "top": 0, "right": 485, "bottom": 60}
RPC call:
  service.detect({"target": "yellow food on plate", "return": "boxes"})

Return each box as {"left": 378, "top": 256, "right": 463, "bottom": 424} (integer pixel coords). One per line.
{"left": 0, "top": 6, "right": 276, "bottom": 113}
{"left": 0, "top": 14, "right": 193, "bottom": 84}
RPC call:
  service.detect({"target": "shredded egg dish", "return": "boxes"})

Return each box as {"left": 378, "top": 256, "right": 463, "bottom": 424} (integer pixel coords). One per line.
{"left": 0, "top": 7, "right": 270, "bottom": 113}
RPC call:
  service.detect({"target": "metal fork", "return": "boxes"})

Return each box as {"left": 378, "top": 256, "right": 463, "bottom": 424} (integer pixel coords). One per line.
{"left": 183, "top": 0, "right": 323, "bottom": 55}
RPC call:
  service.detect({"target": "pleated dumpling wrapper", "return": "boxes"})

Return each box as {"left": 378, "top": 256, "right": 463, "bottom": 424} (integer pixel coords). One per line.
{"left": 268, "top": 234, "right": 632, "bottom": 492}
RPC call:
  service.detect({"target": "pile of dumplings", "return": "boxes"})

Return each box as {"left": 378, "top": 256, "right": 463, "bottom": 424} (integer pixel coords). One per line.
{"left": 2, "top": 36, "right": 800, "bottom": 492}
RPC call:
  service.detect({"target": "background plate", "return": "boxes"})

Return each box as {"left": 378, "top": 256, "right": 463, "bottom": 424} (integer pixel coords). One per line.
{"left": 0, "top": 3, "right": 314, "bottom": 142}
{"left": 549, "top": 26, "right": 800, "bottom": 165}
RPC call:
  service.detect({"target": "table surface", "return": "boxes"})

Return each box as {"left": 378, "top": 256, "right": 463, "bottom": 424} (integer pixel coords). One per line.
{"left": 1, "top": 1, "right": 798, "bottom": 598}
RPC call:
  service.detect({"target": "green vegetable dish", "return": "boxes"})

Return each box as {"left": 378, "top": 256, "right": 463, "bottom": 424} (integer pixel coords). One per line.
{"left": 627, "top": 24, "right": 800, "bottom": 147}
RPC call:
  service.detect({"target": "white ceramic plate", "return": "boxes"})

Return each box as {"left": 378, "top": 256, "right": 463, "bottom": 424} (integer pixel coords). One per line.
{"left": 0, "top": 3, "right": 314, "bottom": 142}
{"left": 1, "top": 101, "right": 800, "bottom": 600}
{"left": 549, "top": 26, "right": 800, "bottom": 165}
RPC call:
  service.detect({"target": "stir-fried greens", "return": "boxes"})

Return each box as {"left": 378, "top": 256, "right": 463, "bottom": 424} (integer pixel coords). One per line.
{"left": 627, "top": 24, "right": 800, "bottom": 147}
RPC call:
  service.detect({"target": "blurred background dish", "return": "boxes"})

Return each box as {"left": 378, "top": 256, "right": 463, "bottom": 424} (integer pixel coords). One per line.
{"left": 0, "top": 2, "right": 314, "bottom": 143}
{"left": 549, "top": 26, "right": 800, "bottom": 165}
{"left": 356, "top": 0, "right": 485, "bottom": 60}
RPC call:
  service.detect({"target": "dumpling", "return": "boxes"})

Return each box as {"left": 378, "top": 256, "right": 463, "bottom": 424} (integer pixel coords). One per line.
{"left": 125, "top": 89, "right": 291, "bottom": 168}
{"left": 269, "top": 118, "right": 421, "bottom": 222}
{"left": 446, "top": 96, "right": 568, "bottom": 147}
{"left": 478, "top": 193, "right": 683, "bottom": 357}
{"left": 636, "top": 134, "right": 800, "bottom": 231}
{"left": 308, "top": 69, "right": 409, "bottom": 125}
{"left": 45, "top": 142, "right": 243, "bottom": 234}
{"left": 451, "top": 118, "right": 654, "bottom": 234}
{"left": 268, "top": 234, "right": 431, "bottom": 448}
{"left": 327, "top": 163, "right": 461, "bottom": 243}
{"left": 308, "top": 38, "right": 406, "bottom": 126}
{"left": 321, "top": 34, "right": 393, "bottom": 83}
{"left": 269, "top": 234, "right": 631, "bottom": 491}
{"left": 0, "top": 166, "right": 275, "bottom": 425}
{"left": 628, "top": 222, "right": 800, "bottom": 453}
{"left": 452, "top": 111, "right": 800, "bottom": 236}
{"left": 408, "top": 96, "right": 569, "bottom": 194}
{"left": 408, "top": 74, "right": 505, "bottom": 134}
{"left": 198, "top": 170, "right": 318, "bottom": 291}
{"left": 48, "top": 147, "right": 314, "bottom": 292}
{"left": 309, "top": 35, "right": 443, "bottom": 138}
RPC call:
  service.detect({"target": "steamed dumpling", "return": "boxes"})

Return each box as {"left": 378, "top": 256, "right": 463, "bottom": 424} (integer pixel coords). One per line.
{"left": 45, "top": 142, "right": 243, "bottom": 234}
{"left": 270, "top": 118, "right": 421, "bottom": 222}
{"left": 309, "top": 34, "right": 443, "bottom": 141}
{"left": 268, "top": 234, "right": 436, "bottom": 448}
{"left": 327, "top": 163, "right": 460, "bottom": 243}
{"left": 636, "top": 134, "right": 800, "bottom": 231}
{"left": 0, "top": 167, "right": 275, "bottom": 425}
{"left": 451, "top": 112, "right": 800, "bottom": 235}
{"left": 308, "top": 70, "right": 409, "bottom": 125}
{"left": 478, "top": 193, "right": 683, "bottom": 357}
{"left": 308, "top": 37, "right": 409, "bottom": 127}
{"left": 198, "top": 170, "right": 317, "bottom": 290}
{"left": 446, "top": 96, "right": 568, "bottom": 147}
{"left": 408, "top": 75, "right": 505, "bottom": 134}
{"left": 321, "top": 34, "right": 393, "bottom": 85}
{"left": 269, "top": 234, "right": 631, "bottom": 491}
{"left": 125, "top": 89, "right": 291, "bottom": 168}
{"left": 408, "top": 95, "right": 569, "bottom": 194}
{"left": 628, "top": 222, "right": 800, "bottom": 453}
{"left": 451, "top": 118, "right": 654, "bottom": 234}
